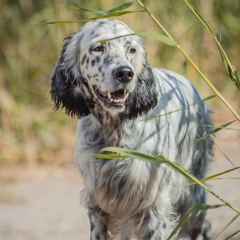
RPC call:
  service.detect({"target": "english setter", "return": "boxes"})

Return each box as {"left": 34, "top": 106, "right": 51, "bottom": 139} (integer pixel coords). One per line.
{"left": 50, "top": 19, "right": 213, "bottom": 240}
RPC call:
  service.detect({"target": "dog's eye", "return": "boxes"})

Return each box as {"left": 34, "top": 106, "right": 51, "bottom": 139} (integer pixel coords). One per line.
{"left": 91, "top": 45, "right": 104, "bottom": 52}
{"left": 130, "top": 47, "right": 136, "bottom": 54}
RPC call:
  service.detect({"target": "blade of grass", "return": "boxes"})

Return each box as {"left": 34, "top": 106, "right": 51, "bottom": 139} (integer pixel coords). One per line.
{"left": 216, "top": 143, "right": 240, "bottom": 174}
{"left": 94, "top": 149, "right": 168, "bottom": 164}
{"left": 213, "top": 213, "right": 240, "bottom": 240}
{"left": 204, "top": 177, "right": 240, "bottom": 181}
{"left": 195, "top": 120, "right": 237, "bottom": 144}
{"left": 137, "top": 32, "right": 176, "bottom": 46}
{"left": 97, "top": 147, "right": 240, "bottom": 214}
{"left": 216, "top": 42, "right": 240, "bottom": 89}
{"left": 92, "top": 11, "right": 142, "bottom": 19}
{"left": 44, "top": 20, "right": 86, "bottom": 24}
{"left": 184, "top": 0, "right": 240, "bottom": 90}
{"left": 167, "top": 204, "right": 225, "bottom": 240}
{"left": 92, "top": 153, "right": 125, "bottom": 160}
{"left": 144, "top": 95, "right": 216, "bottom": 121}
{"left": 202, "top": 125, "right": 240, "bottom": 131}
{"left": 67, "top": 6, "right": 110, "bottom": 15}
{"left": 96, "top": 31, "right": 175, "bottom": 47}
{"left": 187, "top": 166, "right": 240, "bottom": 186}
{"left": 224, "top": 230, "right": 240, "bottom": 240}
{"left": 44, "top": 12, "right": 143, "bottom": 25}
{"left": 46, "top": 2, "right": 140, "bottom": 25}
{"left": 68, "top": 1, "right": 138, "bottom": 16}
{"left": 136, "top": 0, "right": 240, "bottom": 121}
{"left": 184, "top": 0, "right": 215, "bottom": 35}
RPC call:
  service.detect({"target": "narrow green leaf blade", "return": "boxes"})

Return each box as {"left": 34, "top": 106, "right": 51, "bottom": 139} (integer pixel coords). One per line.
{"left": 137, "top": 32, "right": 176, "bottom": 46}
{"left": 93, "top": 10, "right": 141, "bottom": 19}
{"left": 224, "top": 230, "right": 240, "bottom": 240}
{"left": 44, "top": 20, "right": 86, "bottom": 25}
{"left": 67, "top": 6, "right": 108, "bottom": 15}
{"left": 107, "top": 1, "right": 138, "bottom": 14}
{"left": 68, "top": 1, "right": 138, "bottom": 16}
{"left": 216, "top": 32, "right": 222, "bottom": 43}
{"left": 216, "top": 35, "right": 240, "bottom": 90}
{"left": 167, "top": 204, "right": 225, "bottom": 240}
{"left": 195, "top": 120, "right": 237, "bottom": 144}
{"left": 92, "top": 153, "right": 125, "bottom": 160}
{"left": 101, "top": 148, "right": 207, "bottom": 185}
{"left": 184, "top": 0, "right": 215, "bottom": 36}
{"left": 188, "top": 166, "right": 240, "bottom": 185}
{"left": 213, "top": 213, "right": 240, "bottom": 239}
{"left": 144, "top": 95, "right": 216, "bottom": 121}
{"left": 97, "top": 147, "right": 240, "bottom": 214}
{"left": 101, "top": 147, "right": 167, "bottom": 164}
{"left": 203, "top": 167, "right": 240, "bottom": 182}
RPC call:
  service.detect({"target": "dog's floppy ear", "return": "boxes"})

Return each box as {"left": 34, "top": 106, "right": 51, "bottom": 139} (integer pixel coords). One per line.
{"left": 123, "top": 60, "right": 158, "bottom": 120}
{"left": 50, "top": 35, "right": 93, "bottom": 118}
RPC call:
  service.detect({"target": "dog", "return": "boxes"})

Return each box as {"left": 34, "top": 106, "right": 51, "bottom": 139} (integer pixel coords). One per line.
{"left": 50, "top": 18, "right": 213, "bottom": 240}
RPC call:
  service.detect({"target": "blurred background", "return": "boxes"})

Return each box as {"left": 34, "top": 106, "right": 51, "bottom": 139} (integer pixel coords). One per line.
{"left": 0, "top": 0, "right": 239, "bottom": 166}
{"left": 0, "top": 0, "right": 239, "bottom": 239}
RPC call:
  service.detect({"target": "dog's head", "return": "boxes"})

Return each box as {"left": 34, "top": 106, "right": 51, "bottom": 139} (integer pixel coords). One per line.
{"left": 50, "top": 19, "right": 157, "bottom": 119}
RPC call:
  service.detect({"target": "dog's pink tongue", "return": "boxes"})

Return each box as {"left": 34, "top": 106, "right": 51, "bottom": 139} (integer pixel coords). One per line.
{"left": 111, "top": 90, "right": 125, "bottom": 100}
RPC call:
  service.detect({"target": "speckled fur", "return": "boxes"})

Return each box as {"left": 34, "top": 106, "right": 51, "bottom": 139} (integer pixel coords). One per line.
{"left": 50, "top": 19, "right": 213, "bottom": 240}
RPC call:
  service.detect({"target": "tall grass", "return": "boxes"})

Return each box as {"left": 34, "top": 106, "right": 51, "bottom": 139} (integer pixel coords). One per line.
{"left": 0, "top": 0, "right": 239, "bottom": 165}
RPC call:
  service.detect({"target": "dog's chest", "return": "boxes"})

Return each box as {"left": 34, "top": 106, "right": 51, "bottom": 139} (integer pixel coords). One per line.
{"left": 94, "top": 158, "right": 160, "bottom": 216}
{"left": 76, "top": 117, "right": 161, "bottom": 215}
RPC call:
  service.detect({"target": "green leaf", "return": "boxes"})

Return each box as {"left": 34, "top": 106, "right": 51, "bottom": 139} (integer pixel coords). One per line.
{"left": 213, "top": 213, "right": 240, "bottom": 239}
{"left": 224, "top": 230, "right": 240, "bottom": 240}
{"left": 202, "top": 167, "right": 240, "bottom": 182}
{"left": 100, "top": 148, "right": 208, "bottom": 185}
{"left": 95, "top": 31, "right": 177, "bottom": 47}
{"left": 218, "top": 43, "right": 240, "bottom": 89}
{"left": 144, "top": 95, "right": 216, "bottom": 121}
{"left": 100, "top": 147, "right": 168, "bottom": 164}
{"left": 216, "top": 32, "right": 222, "bottom": 43}
{"left": 92, "top": 153, "right": 125, "bottom": 160}
{"left": 187, "top": 166, "right": 240, "bottom": 186}
{"left": 195, "top": 120, "right": 237, "bottom": 144}
{"left": 97, "top": 33, "right": 134, "bottom": 44}
{"left": 137, "top": 32, "right": 176, "bottom": 46}
{"left": 92, "top": 10, "right": 142, "bottom": 19}
{"left": 216, "top": 145, "right": 240, "bottom": 174}
{"left": 98, "top": 147, "right": 240, "bottom": 214}
{"left": 184, "top": 0, "right": 215, "bottom": 36}
{"left": 67, "top": 6, "right": 109, "bottom": 15}
{"left": 68, "top": 1, "right": 138, "bottom": 16}
{"left": 202, "top": 125, "right": 240, "bottom": 131}
{"left": 184, "top": 0, "right": 240, "bottom": 90}
{"left": 43, "top": 20, "right": 86, "bottom": 25}
{"left": 106, "top": 1, "right": 138, "bottom": 14}
{"left": 167, "top": 204, "right": 225, "bottom": 240}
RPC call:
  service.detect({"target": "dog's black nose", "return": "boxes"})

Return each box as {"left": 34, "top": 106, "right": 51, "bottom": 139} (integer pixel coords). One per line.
{"left": 114, "top": 66, "right": 134, "bottom": 83}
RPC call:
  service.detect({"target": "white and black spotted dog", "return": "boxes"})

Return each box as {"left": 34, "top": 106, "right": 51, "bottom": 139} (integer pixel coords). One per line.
{"left": 50, "top": 19, "right": 213, "bottom": 240}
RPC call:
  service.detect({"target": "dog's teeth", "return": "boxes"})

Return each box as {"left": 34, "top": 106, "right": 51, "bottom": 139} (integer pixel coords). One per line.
{"left": 107, "top": 92, "right": 111, "bottom": 99}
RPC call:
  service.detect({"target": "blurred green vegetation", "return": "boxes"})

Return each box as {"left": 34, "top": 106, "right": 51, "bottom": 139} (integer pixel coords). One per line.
{"left": 0, "top": 0, "right": 239, "bottom": 166}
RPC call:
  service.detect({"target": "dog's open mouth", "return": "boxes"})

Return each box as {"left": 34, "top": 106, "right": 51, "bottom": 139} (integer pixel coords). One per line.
{"left": 93, "top": 86, "right": 129, "bottom": 109}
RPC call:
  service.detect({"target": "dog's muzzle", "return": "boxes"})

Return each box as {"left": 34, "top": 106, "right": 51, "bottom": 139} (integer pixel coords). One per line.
{"left": 93, "top": 86, "right": 129, "bottom": 109}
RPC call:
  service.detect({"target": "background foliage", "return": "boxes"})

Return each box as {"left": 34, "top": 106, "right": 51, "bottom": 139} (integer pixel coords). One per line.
{"left": 0, "top": 0, "right": 239, "bottom": 166}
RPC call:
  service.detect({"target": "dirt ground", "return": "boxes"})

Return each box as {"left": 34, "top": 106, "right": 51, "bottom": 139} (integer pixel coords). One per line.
{"left": 0, "top": 129, "right": 240, "bottom": 240}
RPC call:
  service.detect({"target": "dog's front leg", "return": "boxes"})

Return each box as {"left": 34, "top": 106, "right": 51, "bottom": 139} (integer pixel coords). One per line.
{"left": 89, "top": 208, "right": 108, "bottom": 240}
{"left": 138, "top": 208, "right": 167, "bottom": 240}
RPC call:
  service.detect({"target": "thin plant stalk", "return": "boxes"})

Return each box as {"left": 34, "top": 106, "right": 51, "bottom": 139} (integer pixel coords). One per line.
{"left": 136, "top": 0, "right": 240, "bottom": 122}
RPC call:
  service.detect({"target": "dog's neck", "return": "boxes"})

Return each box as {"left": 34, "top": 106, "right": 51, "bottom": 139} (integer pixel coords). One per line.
{"left": 86, "top": 111, "right": 135, "bottom": 148}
